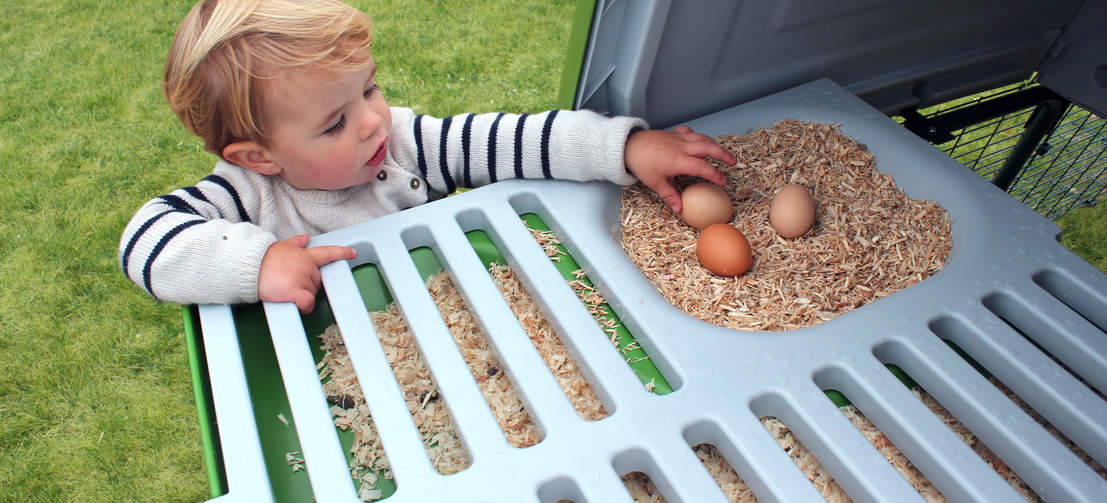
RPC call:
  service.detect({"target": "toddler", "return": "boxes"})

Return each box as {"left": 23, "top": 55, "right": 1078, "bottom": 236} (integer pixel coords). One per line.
{"left": 120, "top": 0, "right": 735, "bottom": 313}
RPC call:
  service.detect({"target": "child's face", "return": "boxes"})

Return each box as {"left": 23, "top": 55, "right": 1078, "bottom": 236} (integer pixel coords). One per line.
{"left": 261, "top": 59, "right": 391, "bottom": 190}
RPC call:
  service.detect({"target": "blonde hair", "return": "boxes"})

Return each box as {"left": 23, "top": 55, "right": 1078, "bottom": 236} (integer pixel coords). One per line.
{"left": 164, "top": 0, "right": 373, "bottom": 156}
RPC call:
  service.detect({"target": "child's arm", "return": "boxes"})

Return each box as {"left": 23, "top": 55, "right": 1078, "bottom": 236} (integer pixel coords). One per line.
{"left": 391, "top": 108, "right": 733, "bottom": 206}
{"left": 119, "top": 173, "right": 278, "bottom": 306}
{"left": 391, "top": 108, "right": 643, "bottom": 195}
{"left": 119, "top": 169, "right": 352, "bottom": 311}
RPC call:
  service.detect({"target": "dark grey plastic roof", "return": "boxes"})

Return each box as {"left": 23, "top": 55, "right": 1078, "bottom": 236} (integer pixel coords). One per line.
{"left": 575, "top": 0, "right": 1093, "bottom": 127}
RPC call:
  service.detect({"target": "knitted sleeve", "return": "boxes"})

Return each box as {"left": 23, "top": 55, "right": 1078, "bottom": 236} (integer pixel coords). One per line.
{"left": 393, "top": 108, "right": 648, "bottom": 197}
{"left": 118, "top": 172, "right": 277, "bottom": 305}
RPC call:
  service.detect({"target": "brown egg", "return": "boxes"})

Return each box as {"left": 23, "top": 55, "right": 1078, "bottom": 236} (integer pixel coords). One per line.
{"left": 769, "top": 184, "right": 816, "bottom": 238}
{"left": 696, "top": 223, "right": 752, "bottom": 276}
{"left": 680, "top": 183, "right": 733, "bottom": 229}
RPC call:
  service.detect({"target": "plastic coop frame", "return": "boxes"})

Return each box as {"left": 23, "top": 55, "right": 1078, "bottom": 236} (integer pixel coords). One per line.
{"left": 183, "top": 1, "right": 1107, "bottom": 502}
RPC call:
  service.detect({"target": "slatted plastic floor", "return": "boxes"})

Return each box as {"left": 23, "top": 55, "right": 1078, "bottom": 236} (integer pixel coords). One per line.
{"left": 197, "top": 80, "right": 1107, "bottom": 503}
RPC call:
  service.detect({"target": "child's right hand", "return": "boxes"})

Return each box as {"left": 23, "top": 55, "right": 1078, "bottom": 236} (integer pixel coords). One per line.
{"left": 258, "top": 234, "right": 357, "bottom": 313}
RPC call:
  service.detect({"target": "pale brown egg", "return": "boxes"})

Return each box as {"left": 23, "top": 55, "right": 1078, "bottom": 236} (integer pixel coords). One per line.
{"left": 696, "top": 223, "right": 752, "bottom": 276}
{"left": 680, "top": 183, "right": 733, "bottom": 229}
{"left": 769, "top": 184, "right": 816, "bottom": 238}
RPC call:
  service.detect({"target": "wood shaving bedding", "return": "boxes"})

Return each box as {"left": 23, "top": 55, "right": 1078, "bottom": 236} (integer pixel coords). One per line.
{"left": 488, "top": 262, "right": 608, "bottom": 420}
{"left": 752, "top": 378, "right": 1107, "bottom": 503}
{"left": 619, "top": 119, "right": 952, "bottom": 331}
{"left": 761, "top": 417, "right": 851, "bottom": 502}
{"left": 318, "top": 258, "right": 612, "bottom": 500}
{"left": 987, "top": 376, "right": 1107, "bottom": 480}
{"left": 424, "top": 272, "right": 542, "bottom": 448}
{"left": 840, "top": 376, "right": 1104, "bottom": 503}
{"left": 910, "top": 377, "right": 1107, "bottom": 501}
{"left": 692, "top": 444, "right": 756, "bottom": 502}
{"left": 910, "top": 387, "right": 1041, "bottom": 501}
{"left": 320, "top": 304, "right": 470, "bottom": 480}
{"left": 528, "top": 226, "right": 632, "bottom": 355}
{"left": 702, "top": 400, "right": 1040, "bottom": 503}
{"left": 622, "top": 471, "right": 666, "bottom": 503}
{"left": 838, "top": 405, "right": 944, "bottom": 501}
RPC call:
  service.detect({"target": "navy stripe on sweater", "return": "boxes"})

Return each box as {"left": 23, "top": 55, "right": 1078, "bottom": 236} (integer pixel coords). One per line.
{"left": 182, "top": 186, "right": 211, "bottom": 207}
{"left": 202, "top": 174, "right": 250, "bottom": 222}
{"left": 121, "top": 209, "right": 176, "bottom": 272}
{"left": 487, "top": 113, "right": 505, "bottom": 183}
{"left": 158, "top": 194, "right": 201, "bottom": 215}
{"left": 142, "top": 219, "right": 204, "bottom": 299}
{"left": 513, "top": 113, "right": 530, "bottom": 179}
{"left": 438, "top": 116, "right": 456, "bottom": 194}
{"left": 414, "top": 114, "right": 427, "bottom": 182}
{"left": 540, "top": 111, "right": 558, "bottom": 179}
{"left": 461, "top": 114, "right": 475, "bottom": 188}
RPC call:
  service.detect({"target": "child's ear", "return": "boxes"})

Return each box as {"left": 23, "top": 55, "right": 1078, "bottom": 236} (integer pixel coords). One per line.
{"left": 223, "top": 140, "right": 281, "bottom": 176}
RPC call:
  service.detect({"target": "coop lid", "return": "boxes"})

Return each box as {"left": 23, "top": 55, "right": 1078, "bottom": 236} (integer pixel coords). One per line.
{"left": 567, "top": 0, "right": 1103, "bottom": 127}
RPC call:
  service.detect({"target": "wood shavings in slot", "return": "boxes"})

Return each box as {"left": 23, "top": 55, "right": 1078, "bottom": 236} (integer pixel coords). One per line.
{"left": 529, "top": 225, "right": 565, "bottom": 262}
{"left": 986, "top": 376, "right": 1107, "bottom": 480}
{"left": 620, "top": 120, "right": 952, "bottom": 331}
{"left": 693, "top": 444, "right": 758, "bottom": 502}
{"left": 320, "top": 306, "right": 470, "bottom": 488}
{"left": 424, "top": 272, "right": 542, "bottom": 447}
{"left": 837, "top": 405, "right": 946, "bottom": 501}
{"left": 840, "top": 377, "right": 1106, "bottom": 503}
{"left": 622, "top": 471, "right": 667, "bottom": 503}
{"left": 319, "top": 262, "right": 605, "bottom": 500}
{"left": 761, "top": 417, "right": 852, "bottom": 502}
{"left": 910, "top": 387, "right": 1042, "bottom": 501}
{"left": 285, "top": 451, "right": 305, "bottom": 473}
{"left": 527, "top": 225, "right": 651, "bottom": 365}
{"left": 488, "top": 262, "right": 608, "bottom": 420}
{"left": 318, "top": 324, "right": 398, "bottom": 499}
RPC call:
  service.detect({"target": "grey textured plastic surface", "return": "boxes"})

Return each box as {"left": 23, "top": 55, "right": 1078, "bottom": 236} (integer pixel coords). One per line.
{"left": 198, "top": 80, "right": 1107, "bottom": 502}
{"left": 1038, "top": 0, "right": 1107, "bottom": 116}
{"left": 576, "top": 0, "right": 1084, "bottom": 127}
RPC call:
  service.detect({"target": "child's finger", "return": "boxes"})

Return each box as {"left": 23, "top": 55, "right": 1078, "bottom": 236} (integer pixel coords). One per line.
{"left": 307, "top": 245, "right": 358, "bottom": 267}
{"left": 280, "top": 233, "right": 311, "bottom": 248}
{"left": 685, "top": 138, "right": 736, "bottom": 167}
{"left": 651, "top": 181, "right": 681, "bottom": 213}
{"left": 675, "top": 157, "right": 726, "bottom": 186}
{"left": 292, "top": 288, "right": 316, "bottom": 314}
{"left": 674, "top": 128, "right": 736, "bottom": 166}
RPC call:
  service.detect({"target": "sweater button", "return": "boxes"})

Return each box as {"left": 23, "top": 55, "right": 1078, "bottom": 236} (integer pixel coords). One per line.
{"left": 410, "top": 178, "right": 421, "bottom": 190}
{"left": 376, "top": 170, "right": 387, "bottom": 181}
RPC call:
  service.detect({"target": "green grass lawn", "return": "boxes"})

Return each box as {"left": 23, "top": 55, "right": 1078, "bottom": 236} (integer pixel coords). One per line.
{"left": 1, "top": 1, "right": 1104, "bottom": 502}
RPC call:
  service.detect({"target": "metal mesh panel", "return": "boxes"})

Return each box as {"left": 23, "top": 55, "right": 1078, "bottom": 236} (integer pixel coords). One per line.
{"left": 1011, "top": 113, "right": 1107, "bottom": 220}
{"left": 914, "top": 82, "right": 1107, "bottom": 221}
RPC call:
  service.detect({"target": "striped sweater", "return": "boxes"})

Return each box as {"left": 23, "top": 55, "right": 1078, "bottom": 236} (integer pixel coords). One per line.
{"left": 119, "top": 107, "right": 647, "bottom": 306}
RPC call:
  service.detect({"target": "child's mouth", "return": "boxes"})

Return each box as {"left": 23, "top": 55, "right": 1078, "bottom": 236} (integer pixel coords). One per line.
{"left": 368, "top": 143, "right": 387, "bottom": 167}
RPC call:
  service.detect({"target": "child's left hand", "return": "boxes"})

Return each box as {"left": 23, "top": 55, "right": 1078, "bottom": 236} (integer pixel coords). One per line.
{"left": 624, "top": 126, "right": 737, "bottom": 214}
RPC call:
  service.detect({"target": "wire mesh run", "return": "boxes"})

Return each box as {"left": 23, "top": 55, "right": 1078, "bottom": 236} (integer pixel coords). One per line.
{"left": 910, "top": 81, "right": 1107, "bottom": 221}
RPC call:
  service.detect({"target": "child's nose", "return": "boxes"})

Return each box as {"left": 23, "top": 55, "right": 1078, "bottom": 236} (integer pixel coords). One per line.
{"left": 357, "top": 106, "right": 380, "bottom": 141}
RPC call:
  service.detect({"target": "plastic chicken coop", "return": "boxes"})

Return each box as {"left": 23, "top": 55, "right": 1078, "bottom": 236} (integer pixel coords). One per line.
{"left": 182, "top": 1, "right": 1107, "bottom": 502}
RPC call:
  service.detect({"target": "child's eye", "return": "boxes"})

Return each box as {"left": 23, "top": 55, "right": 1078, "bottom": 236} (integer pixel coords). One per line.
{"left": 324, "top": 115, "right": 346, "bottom": 135}
{"left": 364, "top": 84, "right": 379, "bottom": 98}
